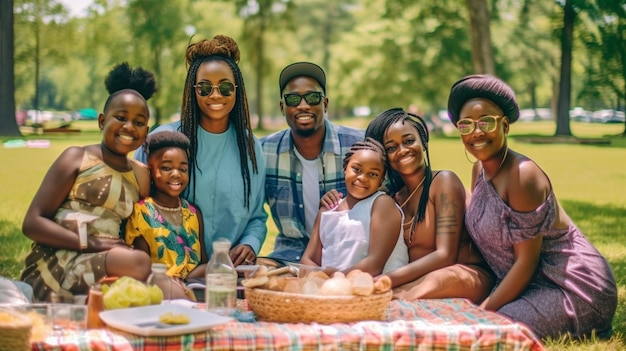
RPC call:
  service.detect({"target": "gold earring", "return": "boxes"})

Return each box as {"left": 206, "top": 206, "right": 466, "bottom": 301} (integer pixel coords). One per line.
{"left": 464, "top": 149, "right": 477, "bottom": 164}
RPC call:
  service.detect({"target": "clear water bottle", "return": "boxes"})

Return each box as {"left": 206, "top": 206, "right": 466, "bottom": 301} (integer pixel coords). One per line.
{"left": 147, "top": 263, "right": 172, "bottom": 302}
{"left": 205, "top": 239, "right": 237, "bottom": 316}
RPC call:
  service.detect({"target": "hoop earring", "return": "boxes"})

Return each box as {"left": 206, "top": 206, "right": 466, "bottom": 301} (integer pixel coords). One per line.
{"left": 464, "top": 149, "right": 477, "bottom": 164}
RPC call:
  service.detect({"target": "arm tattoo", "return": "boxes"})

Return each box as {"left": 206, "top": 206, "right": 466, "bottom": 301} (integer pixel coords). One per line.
{"left": 436, "top": 193, "right": 459, "bottom": 236}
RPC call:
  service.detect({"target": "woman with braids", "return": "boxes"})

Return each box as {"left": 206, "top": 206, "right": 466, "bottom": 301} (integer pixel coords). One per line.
{"left": 301, "top": 138, "right": 408, "bottom": 276}
{"left": 323, "top": 108, "right": 494, "bottom": 303}
{"left": 20, "top": 62, "right": 155, "bottom": 302}
{"left": 447, "top": 75, "right": 616, "bottom": 339}
{"left": 135, "top": 35, "right": 266, "bottom": 266}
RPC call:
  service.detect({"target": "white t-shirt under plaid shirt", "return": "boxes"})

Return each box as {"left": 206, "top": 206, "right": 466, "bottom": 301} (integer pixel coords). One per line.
{"left": 261, "top": 119, "right": 364, "bottom": 262}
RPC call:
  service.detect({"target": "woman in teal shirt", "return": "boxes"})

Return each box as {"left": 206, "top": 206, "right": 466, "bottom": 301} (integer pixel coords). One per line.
{"left": 135, "top": 35, "right": 266, "bottom": 265}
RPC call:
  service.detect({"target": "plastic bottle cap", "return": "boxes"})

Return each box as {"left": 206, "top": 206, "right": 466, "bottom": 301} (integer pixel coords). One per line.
{"left": 151, "top": 263, "right": 167, "bottom": 272}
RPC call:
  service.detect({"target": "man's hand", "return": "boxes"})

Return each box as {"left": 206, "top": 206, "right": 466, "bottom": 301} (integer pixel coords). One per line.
{"left": 320, "top": 189, "right": 343, "bottom": 209}
{"left": 230, "top": 244, "right": 256, "bottom": 266}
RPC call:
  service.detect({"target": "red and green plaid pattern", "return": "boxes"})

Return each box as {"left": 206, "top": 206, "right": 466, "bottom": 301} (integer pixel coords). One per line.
{"left": 121, "top": 298, "right": 545, "bottom": 351}
{"left": 31, "top": 329, "right": 133, "bottom": 351}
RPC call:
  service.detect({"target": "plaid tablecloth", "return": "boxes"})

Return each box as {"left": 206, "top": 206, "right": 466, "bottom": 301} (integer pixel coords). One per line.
{"left": 31, "top": 328, "right": 133, "bottom": 351}
{"left": 31, "top": 298, "right": 545, "bottom": 351}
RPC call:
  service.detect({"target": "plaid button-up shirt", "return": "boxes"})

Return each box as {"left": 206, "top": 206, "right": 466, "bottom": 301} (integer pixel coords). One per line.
{"left": 261, "top": 120, "right": 364, "bottom": 262}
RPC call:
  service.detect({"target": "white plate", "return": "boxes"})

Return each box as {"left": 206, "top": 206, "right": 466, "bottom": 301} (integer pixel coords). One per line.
{"left": 99, "top": 304, "right": 233, "bottom": 336}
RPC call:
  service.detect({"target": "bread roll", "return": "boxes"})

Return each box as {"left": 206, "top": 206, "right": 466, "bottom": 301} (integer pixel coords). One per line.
{"left": 255, "top": 265, "right": 270, "bottom": 277}
{"left": 282, "top": 277, "right": 302, "bottom": 294}
{"left": 332, "top": 271, "right": 346, "bottom": 279}
{"left": 345, "top": 269, "right": 363, "bottom": 281}
{"left": 319, "top": 276, "right": 352, "bottom": 296}
{"left": 301, "top": 279, "right": 321, "bottom": 295}
{"left": 304, "top": 270, "right": 330, "bottom": 280}
{"left": 373, "top": 275, "right": 392, "bottom": 294}
{"left": 350, "top": 272, "right": 374, "bottom": 296}
{"left": 241, "top": 275, "right": 269, "bottom": 288}
{"left": 264, "top": 276, "right": 281, "bottom": 291}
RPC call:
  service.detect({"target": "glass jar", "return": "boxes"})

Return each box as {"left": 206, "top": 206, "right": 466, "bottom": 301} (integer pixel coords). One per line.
{"left": 86, "top": 284, "right": 104, "bottom": 329}
{"left": 147, "top": 263, "right": 172, "bottom": 301}
{"left": 205, "top": 239, "right": 237, "bottom": 316}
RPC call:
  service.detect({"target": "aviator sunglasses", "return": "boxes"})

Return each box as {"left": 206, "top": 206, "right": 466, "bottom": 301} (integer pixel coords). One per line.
{"left": 456, "top": 115, "right": 505, "bottom": 135}
{"left": 283, "top": 92, "right": 324, "bottom": 107}
{"left": 193, "top": 81, "right": 237, "bottom": 97}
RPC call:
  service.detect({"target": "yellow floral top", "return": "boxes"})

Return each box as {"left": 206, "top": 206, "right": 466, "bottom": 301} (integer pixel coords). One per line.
{"left": 125, "top": 197, "right": 201, "bottom": 279}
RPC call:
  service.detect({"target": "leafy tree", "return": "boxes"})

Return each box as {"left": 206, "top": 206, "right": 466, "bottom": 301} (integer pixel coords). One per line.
{"left": 493, "top": 1, "right": 559, "bottom": 116}
{"left": 0, "top": 0, "right": 21, "bottom": 136}
{"left": 554, "top": 0, "right": 576, "bottom": 136}
{"left": 466, "top": 0, "right": 495, "bottom": 74}
{"left": 579, "top": 0, "right": 626, "bottom": 134}
{"left": 127, "top": 0, "right": 190, "bottom": 126}
{"left": 13, "top": 0, "right": 70, "bottom": 115}
{"left": 230, "top": 0, "right": 296, "bottom": 130}
{"left": 336, "top": 0, "right": 472, "bottom": 115}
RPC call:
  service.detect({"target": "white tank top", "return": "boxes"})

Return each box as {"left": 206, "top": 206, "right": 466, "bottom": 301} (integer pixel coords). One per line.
{"left": 319, "top": 191, "right": 408, "bottom": 273}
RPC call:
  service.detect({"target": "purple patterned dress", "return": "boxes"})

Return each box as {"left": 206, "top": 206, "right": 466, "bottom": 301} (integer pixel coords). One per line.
{"left": 465, "top": 171, "right": 617, "bottom": 339}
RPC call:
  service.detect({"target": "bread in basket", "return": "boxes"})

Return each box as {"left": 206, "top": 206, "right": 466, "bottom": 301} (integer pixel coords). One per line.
{"left": 245, "top": 287, "right": 392, "bottom": 324}
{"left": 243, "top": 269, "right": 393, "bottom": 324}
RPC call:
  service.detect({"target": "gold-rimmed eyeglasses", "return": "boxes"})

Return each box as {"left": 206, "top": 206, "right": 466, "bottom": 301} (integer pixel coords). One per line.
{"left": 456, "top": 115, "right": 505, "bottom": 135}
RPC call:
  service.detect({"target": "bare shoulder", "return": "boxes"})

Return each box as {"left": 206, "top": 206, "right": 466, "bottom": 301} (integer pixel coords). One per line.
{"left": 372, "top": 193, "right": 402, "bottom": 215}
{"left": 430, "top": 170, "right": 466, "bottom": 196}
{"left": 129, "top": 158, "right": 151, "bottom": 197}
{"left": 509, "top": 156, "right": 550, "bottom": 211}
{"left": 129, "top": 158, "right": 149, "bottom": 171}
{"left": 55, "top": 146, "right": 86, "bottom": 170}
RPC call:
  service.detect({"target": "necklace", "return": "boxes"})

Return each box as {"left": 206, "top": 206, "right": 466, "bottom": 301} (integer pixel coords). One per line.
{"left": 399, "top": 177, "right": 426, "bottom": 209}
{"left": 152, "top": 200, "right": 182, "bottom": 213}
{"left": 399, "top": 176, "right": 426, "bottom": 243}
{"left": 484, "top": 147, "right": 509, "bottom": 181}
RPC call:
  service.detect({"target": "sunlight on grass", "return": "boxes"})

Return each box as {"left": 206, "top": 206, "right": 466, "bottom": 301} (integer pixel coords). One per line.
{"left": 1, "top": 119, "right": 625, "bottom": 350}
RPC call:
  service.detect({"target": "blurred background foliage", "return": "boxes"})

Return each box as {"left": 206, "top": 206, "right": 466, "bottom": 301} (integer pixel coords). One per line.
{"left": 3, "top": 0, "right": 625, "bottom": 131}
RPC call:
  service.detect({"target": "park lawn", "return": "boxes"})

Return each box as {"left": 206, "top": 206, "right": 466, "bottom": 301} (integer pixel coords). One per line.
{"left": 1, "top": 118, "right": 625, "bottom": 350}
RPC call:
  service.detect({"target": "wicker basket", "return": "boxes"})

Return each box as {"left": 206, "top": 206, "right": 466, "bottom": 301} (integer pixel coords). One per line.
{"left": 0, "top": 308, "right": 33, "bottom": 351}
{"left": 245, "top": 288, "right": 392, "bottom": 324}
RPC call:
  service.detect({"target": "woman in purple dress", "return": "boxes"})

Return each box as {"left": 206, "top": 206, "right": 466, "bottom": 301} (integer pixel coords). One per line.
{"left": 446, "top": 74, "right": 617, "bottom": 340}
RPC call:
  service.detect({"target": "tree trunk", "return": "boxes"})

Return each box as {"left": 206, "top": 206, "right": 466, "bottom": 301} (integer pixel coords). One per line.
{"left": 466, "top": 0, "right": 495, "bottom": 75}
{"left": 555, "top": 0, "right": 574, "bottom": 136}
{"left": 153, "top": 45, "right": 161, "bottom": 126}
{"left": 0, "top": 0, "right": 21, "bottom": 137}
{"left": 254, "top": 1, "right": 266, "bottom": 131}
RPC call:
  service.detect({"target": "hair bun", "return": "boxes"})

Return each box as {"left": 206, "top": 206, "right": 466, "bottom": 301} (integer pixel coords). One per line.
{"left": 185, "top": 34, "right": 240, "bottom": 66}
{"left": 104, "top": 62, "right": 157, "bottom": 100}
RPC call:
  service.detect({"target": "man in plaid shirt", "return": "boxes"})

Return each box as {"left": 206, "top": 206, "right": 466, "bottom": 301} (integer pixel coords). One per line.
{"left": 259, "top": 62, "right": 364, "bottom": 264}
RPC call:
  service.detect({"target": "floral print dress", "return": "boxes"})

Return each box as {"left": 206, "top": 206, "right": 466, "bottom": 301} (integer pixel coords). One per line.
{"left": 125, "top": 197, "right": 202, "bottom": 279}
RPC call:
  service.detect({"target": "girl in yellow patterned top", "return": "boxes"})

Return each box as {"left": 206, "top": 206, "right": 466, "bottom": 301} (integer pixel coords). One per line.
{"left": 126, "top": 131, "right": 205, "bottom": 300}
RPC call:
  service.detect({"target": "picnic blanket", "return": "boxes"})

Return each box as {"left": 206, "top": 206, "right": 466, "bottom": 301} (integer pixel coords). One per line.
{"left": 31, "top": 328, "right": 132, "bottom": 351}
{"left": 116, "top": 298, "right": 545, "bottom": 351}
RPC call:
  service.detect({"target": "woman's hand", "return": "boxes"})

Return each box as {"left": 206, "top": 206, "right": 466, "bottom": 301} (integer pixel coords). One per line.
{"left": 84, "top": 236, "right": 128, "bottom": 253}
{"left": 320, "top": 189, "right": 343, "bottom": 209}
{"left": 230, "top": 244, "right": 256, "bottom": 266}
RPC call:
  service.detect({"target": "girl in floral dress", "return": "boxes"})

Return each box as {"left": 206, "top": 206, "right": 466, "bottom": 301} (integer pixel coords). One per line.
{"left": 125, "top": 131, "right": 205, "bottom": 300}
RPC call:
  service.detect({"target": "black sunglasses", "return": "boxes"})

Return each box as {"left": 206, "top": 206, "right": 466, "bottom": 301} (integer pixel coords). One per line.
{"left": 193, "top": 81, "right": 237, "bottom": 97}
{"left": 283, "top": 92, "right": 324, "bottom": 107}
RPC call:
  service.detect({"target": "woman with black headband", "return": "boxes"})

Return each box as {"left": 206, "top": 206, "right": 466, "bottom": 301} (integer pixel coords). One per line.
{"left": 447, "top": 74, "right": 617, "bottom": 339}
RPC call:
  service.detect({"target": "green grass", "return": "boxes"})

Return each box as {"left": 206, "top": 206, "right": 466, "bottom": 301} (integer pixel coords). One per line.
{"left": 1, "top": 119, "right": 625, "bottom": 350}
